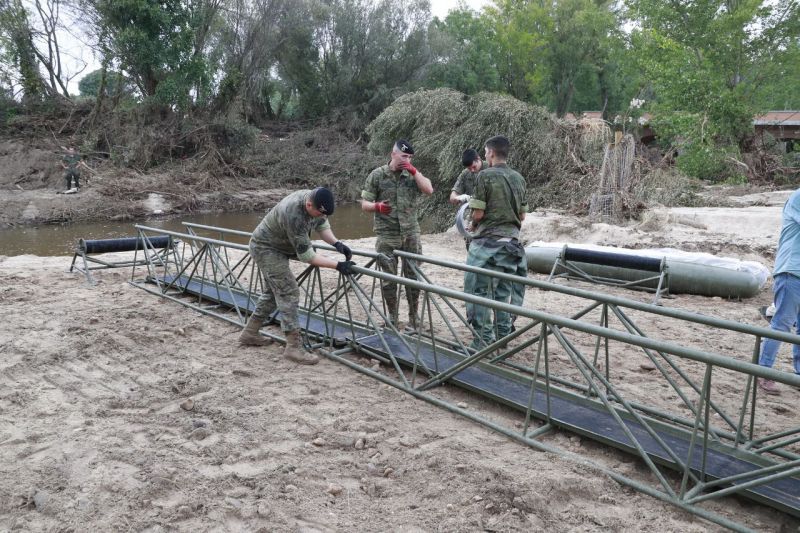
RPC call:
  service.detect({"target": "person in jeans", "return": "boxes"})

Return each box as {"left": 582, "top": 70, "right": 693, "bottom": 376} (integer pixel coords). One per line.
{"left": 758, "top": 188, "right": 800, "bottom": 395}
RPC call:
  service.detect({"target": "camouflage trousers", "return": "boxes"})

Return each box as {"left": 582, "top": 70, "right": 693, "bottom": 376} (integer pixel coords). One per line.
{"left": 376, "top": 233, "right": 421, "bottom": 326}
{"left": 464, "top": 237, "right": 527, "bottom": 350}
{"left": 64, "top": 169, "right": 80, "bottom": 189}
{"left": 249, "top": 240, "right": 299, "bottom": 333}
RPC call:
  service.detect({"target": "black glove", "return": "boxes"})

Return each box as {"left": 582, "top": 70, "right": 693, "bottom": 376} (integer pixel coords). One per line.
{"left": 335, "top": 261, "right": 355, "bottom": 275}
{"left": 334, "top": 240, "right": 352, "bottom": 261}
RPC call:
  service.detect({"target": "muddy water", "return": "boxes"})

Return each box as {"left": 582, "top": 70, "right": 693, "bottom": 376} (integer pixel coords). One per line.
{"left": 1, "top": 203, "right": 434, "bottom": 257}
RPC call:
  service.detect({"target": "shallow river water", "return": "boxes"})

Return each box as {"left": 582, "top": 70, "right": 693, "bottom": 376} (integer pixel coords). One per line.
{"left": 0, "top": 203, "right": 413, "bottom": 257}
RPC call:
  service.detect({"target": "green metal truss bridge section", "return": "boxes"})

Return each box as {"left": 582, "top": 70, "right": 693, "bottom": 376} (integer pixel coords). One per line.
{"left": 126, "top": 222, "right": 800, "bottom": 532}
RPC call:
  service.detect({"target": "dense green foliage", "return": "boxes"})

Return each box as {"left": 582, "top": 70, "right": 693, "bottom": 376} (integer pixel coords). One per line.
{"left": 0, "top": 0, "right": 798, "bottom": 181}
{"left": 78, "top": 69, "right": 133, "bottom": 97}
{"left": 629, "top": 0, "right": 800, "bottom": 179}
{"left": 0, "top": 0, "right": 49, "bottom": 102}
{"left": 88, "top": 0, "right": 210, "bottom": 107}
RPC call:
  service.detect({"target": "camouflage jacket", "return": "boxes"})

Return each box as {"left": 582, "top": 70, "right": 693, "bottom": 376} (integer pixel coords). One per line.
{"left": 361, "top": 164, "right": 422, "bottom": 237}
{"left": 63, "top": 153, "right": 81, "bottom": 170}
{"left": 251, "top": 190, "right": 331, "bottom": 262}
{"left": 451, "top": 161, "right": 486, "bottom": 196}
{"left": 468, "top": 163, "right": 528, "bottom": 239}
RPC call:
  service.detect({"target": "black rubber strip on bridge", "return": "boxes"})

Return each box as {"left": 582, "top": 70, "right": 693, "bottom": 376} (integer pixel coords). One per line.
{"left": 150, "top": 274, "right": 800, "bottom": 516}
{"left": 356, "top": 333, "right": 800, "bottom": 516}
{"left": 152, "top": 274, "right": 368, "bottom": 345}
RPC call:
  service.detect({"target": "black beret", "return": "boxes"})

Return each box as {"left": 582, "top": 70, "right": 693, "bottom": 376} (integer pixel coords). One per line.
{"left": 395, "top": 139, "right": 414, "bottom": 155}
{"left": 312, "top": 187, "right": 335, "bottom": 216}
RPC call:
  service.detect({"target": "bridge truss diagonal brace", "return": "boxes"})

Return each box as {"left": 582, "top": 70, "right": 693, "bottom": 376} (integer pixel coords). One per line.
{"left": 127, "top": 223, "right": 800, "bottom": 532}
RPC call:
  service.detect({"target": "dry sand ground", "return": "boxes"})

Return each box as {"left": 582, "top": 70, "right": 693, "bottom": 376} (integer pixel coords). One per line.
{"left": 2, "top": 191, "right": 800, "bottom": 532}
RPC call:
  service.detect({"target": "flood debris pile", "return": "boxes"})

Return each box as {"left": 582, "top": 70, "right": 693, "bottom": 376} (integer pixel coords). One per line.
{"left": 366, "top": 88, "right": 699, "bottom": 229}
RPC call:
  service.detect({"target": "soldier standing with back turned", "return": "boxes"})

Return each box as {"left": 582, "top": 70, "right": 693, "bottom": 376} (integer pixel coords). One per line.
{"left": 361, "top": 139, "right": 433, "bottom": 330}
{"left": 464, "top": 135, "right": 528, "bottom": 350}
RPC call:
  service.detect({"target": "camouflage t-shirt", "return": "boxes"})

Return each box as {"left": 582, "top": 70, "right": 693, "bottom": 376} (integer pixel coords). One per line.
{"left": 251, "top": 190, "right": 331, "bottom": 262}
{"left": 361, "top": 164, "right": 422, "bottom": 237}
{"left": 451, "top": 160, "right": 486, "bottom": 196}
{"left": 468, "top": 163, "right": 528, "bottom": 239}
{"left": 63, "top": 153, "right": 81, "bottom": 170}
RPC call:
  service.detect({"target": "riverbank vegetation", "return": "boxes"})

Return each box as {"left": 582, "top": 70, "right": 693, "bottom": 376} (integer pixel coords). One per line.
{"left": 0, "top": 0, "right": 799, "bottom": 225}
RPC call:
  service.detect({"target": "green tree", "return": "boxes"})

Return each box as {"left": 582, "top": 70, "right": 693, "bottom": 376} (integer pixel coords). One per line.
{"left": 566, "top": 38, "right": 642, "bottom": 118}
{"left": 545, "top": 0, "right": 618, "bottom": 116}
{"left": 628, "top": 0, "right": 800, "bottom": 178}
{"left": 78, "top": 68, "right": 132, "bottom": 97}
{"left": 478, "top": 0, "right": 623, "bottom": 116}
{"left": 209, "top": 0, "right": 301, "bottom": 121}
{"left": 426, "top": 8, "right": 502, "bottom": 94}
{"left": 485, "top": 0, "right": 550, "bottom": 102}
{"left": 295, "top": 0, "right": 432, "bottom": 118}
{"left": 86, "top": 0, "right": 210, "bottom": 107}
{"left": 752, "top": 40, "right": 800, "bottom": 110}
{"left": 0, "top": 0, "right": 49, "bottom": 102}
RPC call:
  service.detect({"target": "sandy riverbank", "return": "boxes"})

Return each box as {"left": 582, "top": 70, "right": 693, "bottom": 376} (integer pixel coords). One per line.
{"left": 1, "top": 198, "right": 799, "bottom": 531}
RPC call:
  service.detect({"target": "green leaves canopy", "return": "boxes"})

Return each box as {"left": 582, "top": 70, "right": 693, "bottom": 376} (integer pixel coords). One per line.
{"left": 629, "top": 0, "right": 800, "bottom": 178}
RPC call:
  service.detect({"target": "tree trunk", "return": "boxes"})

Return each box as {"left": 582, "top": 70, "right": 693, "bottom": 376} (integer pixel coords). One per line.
{"left": 88, "top": 63, "right": 109, "bottom": 129}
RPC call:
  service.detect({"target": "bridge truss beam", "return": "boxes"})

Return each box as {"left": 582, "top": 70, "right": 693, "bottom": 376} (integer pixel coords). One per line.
{"left": 128, "top": 223, "right": 800, "bottom": 532}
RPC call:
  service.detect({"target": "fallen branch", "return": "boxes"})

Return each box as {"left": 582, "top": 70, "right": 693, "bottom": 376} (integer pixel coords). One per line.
{"left": 58, "top": 106, "right": 77, "bottom": 135}
{"left": 136, "top": 189, "right": 188, "bottom": 198}
{"left": 727, "top": 156, "right": 750, "bottom": 170}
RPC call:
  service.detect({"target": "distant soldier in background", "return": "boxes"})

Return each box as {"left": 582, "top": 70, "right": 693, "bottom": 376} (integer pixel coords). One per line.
{"left": 450, "top": 148, "right": 486, "bottom": 251}
{"left": 361, "top": 139, "right": 433, "bottom": 330}
{"left": 61, "top": 146, "right": 83, "bottom": 192}
{"left": 464, "top": 135, "right": 528, "bottom": 350}
{"left": 240, "top": 187, "right": 354, "bottom": 365}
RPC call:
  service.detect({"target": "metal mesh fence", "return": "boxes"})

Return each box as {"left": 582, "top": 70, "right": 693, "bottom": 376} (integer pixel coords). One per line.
{"left": 590, "top": 133, "right": 636, "bottom": 220}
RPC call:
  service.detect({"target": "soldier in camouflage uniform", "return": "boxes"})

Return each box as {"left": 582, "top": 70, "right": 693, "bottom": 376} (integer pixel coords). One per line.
{"left": 61, "top": 147, "right": 83, "bottom": 191}
{"left": 449, "top": 148, "right": 486, "bottom": 251}
{"left": 361, "top": 139, "right": 433, "bottom": 330}
{"left": 240, "top": 187, "right": 355, "bottom": 365}
{"left": 464, "top": 135, "right": 528, "bottom": 350}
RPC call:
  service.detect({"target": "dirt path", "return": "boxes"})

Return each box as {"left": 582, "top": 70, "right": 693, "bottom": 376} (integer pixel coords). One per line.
{"left": 2, "top": 200, "right": 800, "bottom": 531}
{"left": 2, "top": 253, "right": 701, "bottom": 532}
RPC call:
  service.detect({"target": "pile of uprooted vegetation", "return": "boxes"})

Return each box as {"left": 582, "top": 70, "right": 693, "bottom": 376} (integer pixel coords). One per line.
{"left": 239, "top": 124, "right": 382, "bottom": 199}
{"left": 78, "top": 102, "right": 384, "bottom": 197}
{"left": 2, "top": 99, "right": 382, "bottom": 215}
{"left": 2, "top": 93, "right": 703, "bottom": 227}
{"left": 366, "top": 88, "right": 700, "bottom": 230}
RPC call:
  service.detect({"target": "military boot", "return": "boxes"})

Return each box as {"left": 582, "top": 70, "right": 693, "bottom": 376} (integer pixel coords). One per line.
{"left": 380, "top": 286, "right": 399, "bottom": 329}
{"left": 238, "top": 315, "right": 272, "bottom": 346}
{"left": 406, "top": 290, "right": 420, "bottom": 332}
{"left": 283, "top": 330, "right": 319, "bottom": 365}
{"left": 405, "top": 311, "right": 419, "bottom": 333}
{"left": 383, "top": 315, "right": 404, "bottom": 331}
